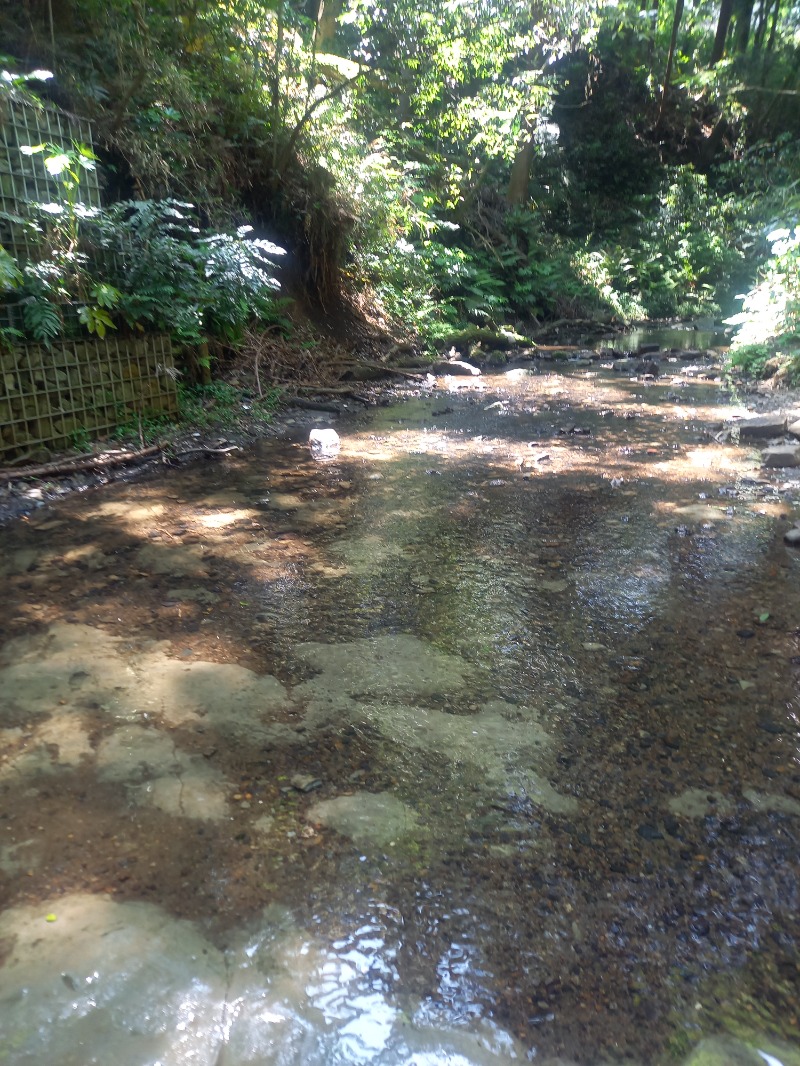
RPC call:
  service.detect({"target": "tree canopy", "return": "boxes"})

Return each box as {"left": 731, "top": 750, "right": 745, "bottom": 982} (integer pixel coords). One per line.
{"left": 1, "top": 0, "right": 799, "bottom": 370}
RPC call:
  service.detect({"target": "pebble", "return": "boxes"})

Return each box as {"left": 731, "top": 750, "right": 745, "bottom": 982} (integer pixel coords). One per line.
{"left": 637, "top": 823, "right": 664, "bottom": 841}
{"left": 758, "top": 719, "right": 786, "bottom": 734}
{"left": 291, "top": 773, "right": 322, "bottom": 793}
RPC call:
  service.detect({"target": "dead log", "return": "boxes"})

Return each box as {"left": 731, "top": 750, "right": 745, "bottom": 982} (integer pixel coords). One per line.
{"left": 0, "top": 445, "right": 162, "bottom": 482}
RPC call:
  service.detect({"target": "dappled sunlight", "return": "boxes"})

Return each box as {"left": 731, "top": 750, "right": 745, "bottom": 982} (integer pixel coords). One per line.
{"left": 2, "top": 366, "right": 800, "bottom": 1065}
{"left": 196, "top": 508, "right": 260, "bottom": 529}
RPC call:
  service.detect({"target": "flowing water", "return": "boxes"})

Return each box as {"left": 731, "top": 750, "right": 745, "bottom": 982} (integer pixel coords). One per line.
{"left": 1, "top": 359, "right": 799, "bottom": 1066}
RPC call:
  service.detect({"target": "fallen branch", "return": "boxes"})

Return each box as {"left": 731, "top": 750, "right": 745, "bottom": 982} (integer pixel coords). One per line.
{"left": 172, "top": 445, "right": 241, "bottom": 458}
{"left": 289, "top": 396, "right": 342, "bottom": 413}
{"left": 0, "top": 445, "right": 162, "bottom": 482}
{"left": 292, "top": 385, "right": 370, "bottom": 402}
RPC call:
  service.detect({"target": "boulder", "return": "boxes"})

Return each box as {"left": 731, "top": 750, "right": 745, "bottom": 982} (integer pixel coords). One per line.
{"left": 738, "top": 414, "right": 788, "bottom": 439}
{"left": 762, "top": 443, "right": 800, "bottom": 468}
{"left": 432, "top": 359, "right": 482, "bottom": 376}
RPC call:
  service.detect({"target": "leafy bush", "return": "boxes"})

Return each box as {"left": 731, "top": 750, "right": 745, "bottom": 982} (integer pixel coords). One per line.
{"left": 725, "top": 223, "right": 800, "bottom": 380}
{"left": 87, "top": 199, "right": 286, "bottom": 345}
{"left": 1, "top": 181, "right": 286, "bottom": 349}
{"left": 726, "top": 225, "right": 799, "bottom": 347}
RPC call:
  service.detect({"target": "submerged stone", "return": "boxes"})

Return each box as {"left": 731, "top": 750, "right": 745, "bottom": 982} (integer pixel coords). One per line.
{"left": 293, "top": 633, "right": 473, "bottom": 701}
{"left": 0, "top": 893, "right": 228, "bottom": 1065}
{"left": 307, "top": 791, "right": 420, "bottom": 847}
{"left": 96, "top": 725, "right": 229, "bottom": 820}
{"left": 743, "top": 788, "right": 800, "bottom": 818}
{"left": 668, "top": 788, "right": 735, "bottom": 819}
{"left": 682, "top": 1036, "right": 800, "bottom": 1066}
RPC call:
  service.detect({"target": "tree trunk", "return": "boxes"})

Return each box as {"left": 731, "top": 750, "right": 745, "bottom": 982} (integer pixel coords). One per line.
{"left": 506, "top": 133, "right": 537, "bottom": 206}
{"left": 314, "top": 0, "right": 341, "bottom": 51}
{"left": 656, "top": 0, "right": 684, "bottom": 128}
{"left": 752, "top": 0, "right": 772, "bottom": 51}
{"left": 709, "top": 0, "right": 734, "bottom": 65}
{"left": 733, "top": 0, "right": 755, "bottom": 52}
{"left": 698, "top": 115, "right": 728, "bottom": 169}
{"left": 766, "top": 0, "right": 781, "bottom": 50}
{"left": 271, "top": 2, "right": 285, "bottom": 174}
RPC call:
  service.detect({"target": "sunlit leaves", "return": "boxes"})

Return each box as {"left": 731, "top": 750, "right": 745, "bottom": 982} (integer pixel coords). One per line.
{"left": 0, "top": 247, "right": 23, "bottom": 292}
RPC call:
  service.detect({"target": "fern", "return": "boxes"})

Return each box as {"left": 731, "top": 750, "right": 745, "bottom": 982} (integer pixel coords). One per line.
{"left": 22, "top": 297, "right": 62, "bottom": 343}
{"left": 0, "top": 246, "right": 23, "bottom": 292}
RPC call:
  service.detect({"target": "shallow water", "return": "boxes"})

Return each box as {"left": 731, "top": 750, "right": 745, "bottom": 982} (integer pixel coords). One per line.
{"left": 1, "top": 362, "right": 799, "bottom": 1066}
{"left": 593, "top": 324, "right": 730, "bottom": 352}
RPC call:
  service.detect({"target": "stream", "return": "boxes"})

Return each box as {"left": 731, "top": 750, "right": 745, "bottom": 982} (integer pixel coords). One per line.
{"left": 1, "top": 350, "right": 799, "bottom": 1066}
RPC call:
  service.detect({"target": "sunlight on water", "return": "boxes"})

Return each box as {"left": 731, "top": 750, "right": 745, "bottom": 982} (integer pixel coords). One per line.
{"left": 0, "top": 361, "right": 798, "bottom": 1066}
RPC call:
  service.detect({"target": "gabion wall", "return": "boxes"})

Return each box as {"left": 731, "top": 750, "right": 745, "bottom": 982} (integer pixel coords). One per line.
{"left": 0, "top": 335, "right": 178, "bottom": 463}
{"left": 1, "top": 98, "right": 180, "bottom": 464}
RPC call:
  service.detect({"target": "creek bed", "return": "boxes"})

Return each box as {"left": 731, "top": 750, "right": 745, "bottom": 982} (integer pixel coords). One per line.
{"left": 0, "top": 361, "right": 799, "bottom": 1066}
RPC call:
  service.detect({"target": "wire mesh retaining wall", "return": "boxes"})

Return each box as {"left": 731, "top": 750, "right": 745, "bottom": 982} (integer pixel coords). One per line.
{"left": 0, "top": 335, "right": 179, "bottom": 463}
{"left": 0, "top": 96, "right": 101, "bottom": 263}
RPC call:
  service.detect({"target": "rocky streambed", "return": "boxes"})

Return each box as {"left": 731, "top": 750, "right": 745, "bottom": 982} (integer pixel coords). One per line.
{"left": 0, "top": 350, "right": 799, "bottom": 1066}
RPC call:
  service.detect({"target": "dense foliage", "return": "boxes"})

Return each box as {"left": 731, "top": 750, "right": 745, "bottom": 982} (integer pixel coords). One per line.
{"left": 1, "top": 0, "right": 799, "bottom": 368}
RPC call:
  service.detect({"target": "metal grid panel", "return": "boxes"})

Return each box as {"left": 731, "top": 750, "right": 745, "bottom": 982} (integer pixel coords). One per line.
{"left": 0, "top": 335, "right": 178, "bottom": 462}
{"left": 0, "top": 96, "right": 100, "bottom": 262}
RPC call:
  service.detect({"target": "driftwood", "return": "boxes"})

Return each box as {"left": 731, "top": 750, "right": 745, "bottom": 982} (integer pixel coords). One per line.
{"left": 172, "top": 444, "right": 241, "bottom": 458}
{"left": 292, "top": 385, "right": 370, "bottom": 403}
{"left": 0, "top": 445, "right": 162, "bottom": 482}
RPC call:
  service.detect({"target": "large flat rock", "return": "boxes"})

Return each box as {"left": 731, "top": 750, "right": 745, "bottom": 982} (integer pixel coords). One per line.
{"left": 0, "top": 893, "right": 228, "bottom": 1065}
{"left": 738, "top": 414, "right": 788, "bottom": 439}
{"left": 762, "top": 443, "right": 800, "bottom": 468}
{"left": 307, "top": 791, "right": 421, "bottom": 847}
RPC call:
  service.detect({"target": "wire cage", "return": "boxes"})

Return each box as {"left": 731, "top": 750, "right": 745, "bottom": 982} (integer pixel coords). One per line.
{"left": 1, "top": 98, "right": 181, "bottom": 464}
{"left": 0, "top": 334, "right": 179, "bottom": 463}
{"left": 0, "top": 95, "right": 101, "bottom": 262}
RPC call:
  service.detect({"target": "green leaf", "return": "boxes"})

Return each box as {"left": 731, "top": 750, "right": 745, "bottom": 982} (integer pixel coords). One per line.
{"left": 78, "top": 305, "right": 116, "bottom": 337}
{"left": 22, "top": 298, "right": 62, "bottom": 343}
{"left": 91, "top": 282, "right": 121, "bottom": 309}
{"left": 44, "top": 153, "right": 72, "bottom": 176}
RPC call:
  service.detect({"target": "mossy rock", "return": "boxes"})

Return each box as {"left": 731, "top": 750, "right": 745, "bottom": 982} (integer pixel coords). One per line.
{"left": 682, "top": 1036, "right": 800, "bottom": 1066}
{"left": 440, "top": 326, "right": 531, "bottom": 351}
{"left": 483, "top": 350, "right": 510, "bottom": 367}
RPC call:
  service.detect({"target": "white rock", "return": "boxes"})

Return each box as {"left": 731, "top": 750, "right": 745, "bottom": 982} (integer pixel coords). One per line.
{"left": 308, "top": 427, "right": 340, "bottom": 458}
